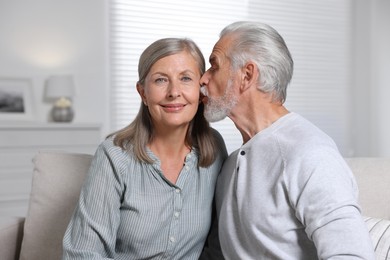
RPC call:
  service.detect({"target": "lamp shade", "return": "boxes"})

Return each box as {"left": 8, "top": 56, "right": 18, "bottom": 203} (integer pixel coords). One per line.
{"left": 45, "top": 75, "right": 75, "bottom": 99}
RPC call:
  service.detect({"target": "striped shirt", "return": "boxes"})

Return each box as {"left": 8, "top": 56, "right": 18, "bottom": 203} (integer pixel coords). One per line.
{"left": 63, "top": 135, "right": 226, "bottom": 260}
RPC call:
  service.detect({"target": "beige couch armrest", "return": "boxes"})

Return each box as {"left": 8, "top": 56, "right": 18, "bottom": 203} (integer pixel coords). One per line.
{"left": 0, "top": 216, "right": 25, "bottom": 260}
{"left": 345, "top": 157, "right": 390, "bottom": 219}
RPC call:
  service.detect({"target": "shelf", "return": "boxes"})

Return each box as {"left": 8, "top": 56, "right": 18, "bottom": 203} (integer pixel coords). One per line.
{"left": 0, "top": 122, "right": 102, "bottom": 217}
{"left": 0, "top": 122, "right": 101, "bottom": 130}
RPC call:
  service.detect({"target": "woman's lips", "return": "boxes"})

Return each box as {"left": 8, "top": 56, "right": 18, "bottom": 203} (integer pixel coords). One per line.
{"left": 161, "top": 104, "right": 185, "bottom": 112}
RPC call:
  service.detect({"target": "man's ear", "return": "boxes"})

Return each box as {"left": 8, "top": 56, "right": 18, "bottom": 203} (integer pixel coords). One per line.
{"left": 240, "top": 62, "right": 258, "bottom": 92}
{"left": 136, "top": 83, "right": 147, "bottom": 105}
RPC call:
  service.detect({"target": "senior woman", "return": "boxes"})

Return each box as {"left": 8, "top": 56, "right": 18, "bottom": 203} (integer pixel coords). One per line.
{"left": 62, "top": 38, "right": 227, "bottom": 259}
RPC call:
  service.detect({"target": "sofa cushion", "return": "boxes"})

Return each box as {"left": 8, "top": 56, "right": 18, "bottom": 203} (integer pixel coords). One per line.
{"left": 19, "top": 151, "right": 93, "bottom": 260}
{"left": 0, "top": 216, "right": 24, "bottom": 260}
{"left": 365, "top": 216, "right": 390, "bottom": 260}
{"left": 345, "top": 157, "right": 390, "bottom": 219}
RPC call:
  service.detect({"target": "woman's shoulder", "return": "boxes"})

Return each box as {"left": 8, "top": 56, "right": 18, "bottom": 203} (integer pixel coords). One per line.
{"left": 83, "top": 137, "right": 132, "bottom": 180}
{"left": 96, "top": 136, "right": 133, "bottom": 161}
{"left": 100, "top": 136, "right": 120, "bottom": 150}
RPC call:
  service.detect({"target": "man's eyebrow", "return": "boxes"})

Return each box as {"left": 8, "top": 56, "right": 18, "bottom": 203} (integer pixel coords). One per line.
{"left": 209, "top": 56, "right": 217, "bottom": 65}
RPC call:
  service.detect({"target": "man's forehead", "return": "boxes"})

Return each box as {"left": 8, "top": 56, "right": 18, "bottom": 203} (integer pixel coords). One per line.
{"left": 210, "top": 35, "right": 234, "bottom": 61}
{"left": 210, "top": 37, "right": 231, "bottom": 64}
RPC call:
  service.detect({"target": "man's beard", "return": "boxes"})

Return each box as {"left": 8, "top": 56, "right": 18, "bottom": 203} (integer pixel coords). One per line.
{"left": 202, "top": 79, "right": 238, "bottom": 122}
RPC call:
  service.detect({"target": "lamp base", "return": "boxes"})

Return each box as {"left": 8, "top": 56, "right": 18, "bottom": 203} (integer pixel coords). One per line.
{"left": 51, "top": 106, "right": 74, "bottom": 122}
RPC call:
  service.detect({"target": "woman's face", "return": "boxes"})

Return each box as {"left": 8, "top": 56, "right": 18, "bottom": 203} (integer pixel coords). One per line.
{"left": 137, "top": 51, "right": 201, "bottom": 130}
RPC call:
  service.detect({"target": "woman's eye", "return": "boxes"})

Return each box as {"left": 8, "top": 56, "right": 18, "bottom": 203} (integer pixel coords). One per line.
{"left": 181, "top": 76, "right": 192, "bottom": 82}
{"left": 155, "top": 78, "right": 167, "bottom": 83}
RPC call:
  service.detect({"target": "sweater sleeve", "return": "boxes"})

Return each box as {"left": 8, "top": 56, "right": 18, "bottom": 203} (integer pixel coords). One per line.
{"left": 288, "top": 149, "right": 375, "bottom": 259}
{"left": 62, "top": 141, "right": 126, "bottom": 259}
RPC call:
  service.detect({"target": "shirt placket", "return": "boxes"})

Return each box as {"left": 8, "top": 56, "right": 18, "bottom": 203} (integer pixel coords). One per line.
{"left": 163, "top": 152, "right": 194, "bottom": 259}
{"left": 161, "top": 186, "right": 182, "bottom": 258}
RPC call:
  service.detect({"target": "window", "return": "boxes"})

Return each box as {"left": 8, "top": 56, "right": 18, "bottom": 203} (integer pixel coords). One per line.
{"left": 110, "top": 0, "right": 353, "bottom": 155}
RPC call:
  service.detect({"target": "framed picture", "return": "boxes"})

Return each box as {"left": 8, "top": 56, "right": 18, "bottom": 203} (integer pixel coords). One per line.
{"left": 0, "top": 78, "right": 34, "bottom": 121}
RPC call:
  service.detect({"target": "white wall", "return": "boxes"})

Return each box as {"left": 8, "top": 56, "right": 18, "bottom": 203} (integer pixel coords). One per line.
{"left": 0, "top": 0, "right": 389, "bottom": 157}
{"left": 352, "top": 0, "right": 372, "bottom": 157}
{"left": 370, "top": 0, "right": 390, "bottom": 156}
{"left": 353, "top": 0, "right": 390, "bottom": 157}
{"left": 0, "top": 0, "right": 109, "bottom": 136}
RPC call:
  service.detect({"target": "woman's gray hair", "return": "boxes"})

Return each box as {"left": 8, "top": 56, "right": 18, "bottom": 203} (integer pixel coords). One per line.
{"left": 138, "top": 38, "right": 205, "bottom": 85}
{"left": 220, "top": 21, "right": 294, "bottom": 103}
{"left": 109, "top": 37, "right": 221, "bottom": 167}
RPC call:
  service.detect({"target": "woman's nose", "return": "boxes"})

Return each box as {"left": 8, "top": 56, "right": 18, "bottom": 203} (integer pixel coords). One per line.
{"left": 167, "top": 81, "right": 181, "bottom": 98}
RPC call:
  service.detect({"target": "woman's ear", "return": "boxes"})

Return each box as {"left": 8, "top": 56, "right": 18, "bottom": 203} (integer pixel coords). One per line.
{"left": 136, "top": 83, "right": 147, "bottom": 106}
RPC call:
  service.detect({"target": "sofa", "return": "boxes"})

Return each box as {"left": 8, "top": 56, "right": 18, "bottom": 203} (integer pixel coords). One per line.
{"left": 0, "top": 152, "right": 389, "bottom": 260}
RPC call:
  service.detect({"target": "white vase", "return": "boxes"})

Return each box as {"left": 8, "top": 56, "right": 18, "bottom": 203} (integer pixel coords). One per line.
{"left": 51, "top": 106, "right": 74, "bottom": 122}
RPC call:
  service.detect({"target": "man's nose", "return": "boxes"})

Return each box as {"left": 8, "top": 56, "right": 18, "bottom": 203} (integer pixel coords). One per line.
{"left": 200, "top": 71, "right": 209, "bottom": 86}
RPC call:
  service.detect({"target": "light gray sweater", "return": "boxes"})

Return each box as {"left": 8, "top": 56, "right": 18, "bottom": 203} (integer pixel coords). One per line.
{"left": 215, "top": 112, "right": 375, "bottom": 259}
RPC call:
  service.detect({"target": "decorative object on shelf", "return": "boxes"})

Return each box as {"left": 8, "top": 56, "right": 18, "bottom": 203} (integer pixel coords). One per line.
{"left": 0, "top": 78, "right": 34, "bottom": 121}
{"left": 45, "top": 75, "right": 75, "bottom": 122}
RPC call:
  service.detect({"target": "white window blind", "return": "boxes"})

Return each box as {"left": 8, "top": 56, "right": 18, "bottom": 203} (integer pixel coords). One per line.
{"left": 109, "top": 0, "right": 353, "bottom": 155}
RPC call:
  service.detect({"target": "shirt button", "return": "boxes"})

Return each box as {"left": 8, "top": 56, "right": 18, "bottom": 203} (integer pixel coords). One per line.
{"left": 170, "top": 236, "right": 175, "bottom": 242}
{"left": 240, "top": 150, "right": 246, "bottom": 155}
{"left": 174, "top": 211, "right": 180, "bottom": 218}
{"left": 175, "top": 188, "right": 180, "bottom": 193}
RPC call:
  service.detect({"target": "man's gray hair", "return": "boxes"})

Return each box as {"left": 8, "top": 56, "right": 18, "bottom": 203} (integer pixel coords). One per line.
{"left": 220, "top": 21, "right": 294, "bottom": 103}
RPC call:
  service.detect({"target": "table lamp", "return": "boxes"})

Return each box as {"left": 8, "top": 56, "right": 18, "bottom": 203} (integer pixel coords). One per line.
{"left": 45, "top": 75, "right": 75, "bottom": 122}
